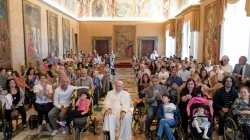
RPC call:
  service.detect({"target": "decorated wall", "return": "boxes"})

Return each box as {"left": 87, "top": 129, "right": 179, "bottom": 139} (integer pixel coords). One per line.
{"left": 8, "top": 0, "right": 79, "bottom": 70}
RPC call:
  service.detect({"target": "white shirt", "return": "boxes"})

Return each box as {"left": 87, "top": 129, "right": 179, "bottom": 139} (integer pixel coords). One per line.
{"left": 158, "top": 71, "right": 169, "bottom": 83}
{"left": 34, "top": 84, "right": 53, "bottom": 104}
{"left": 177, "top": 70, "right": 190, "bottom": 82}
{"left": 218, "top": 64, "right": 233, "bottom": 81}
{"left": 205, "top": 66, "right": 213, "bottom": 73}
{"left": 150, "top": 53, "right": 159, "bottom": 60}
{"left": 163, "top": 103, "right": 176, "bottom": 120}
{"left": 54, "top": 85, "right": 86, "bottom": 109}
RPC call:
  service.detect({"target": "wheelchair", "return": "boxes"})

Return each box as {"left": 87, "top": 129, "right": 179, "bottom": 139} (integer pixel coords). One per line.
{"left": 224, "top": 113, "right": 244, "bottom": 140}
{"left": 71, "top": 88, "right": 102, "bottom": 140}
{"left": 132, "top": 103, "right": 145, "bottom": 136}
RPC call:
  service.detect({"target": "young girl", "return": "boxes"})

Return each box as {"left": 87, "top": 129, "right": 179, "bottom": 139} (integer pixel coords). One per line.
{"left": 62, "top": 91, "right": 90, "bottom": 134}
{"left": 133, "top": 85, "right": 145, "bottom": 112}
{"left": 192, "top": 106, "right": 210, "bottom": 139}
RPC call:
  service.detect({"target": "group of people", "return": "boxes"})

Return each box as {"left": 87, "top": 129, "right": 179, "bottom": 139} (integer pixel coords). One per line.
{"left": 131, "top": 51, "right": 250, "bottom": 140}
{"left": 1, "top": 49, "right": 250, "bottom": 140}
{"left": 0, "top": 50, "right": 116, "bottom": 136}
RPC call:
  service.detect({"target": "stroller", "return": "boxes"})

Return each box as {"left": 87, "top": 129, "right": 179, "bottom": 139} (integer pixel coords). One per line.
{"left": 187, "top": 97, "right": 213, "bottom": 140}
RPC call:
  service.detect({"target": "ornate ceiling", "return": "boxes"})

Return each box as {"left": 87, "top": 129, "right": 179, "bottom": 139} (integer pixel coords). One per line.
{"left": 42, "top": 0, "right": 200, "bottom": 21}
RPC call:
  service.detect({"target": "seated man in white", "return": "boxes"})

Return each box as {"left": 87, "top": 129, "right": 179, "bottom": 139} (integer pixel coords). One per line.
{"left": 102, "top": 80, "right": 133, "bottom": 140}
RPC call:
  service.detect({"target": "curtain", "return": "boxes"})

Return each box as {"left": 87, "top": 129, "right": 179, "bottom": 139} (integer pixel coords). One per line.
{"left": 246, "top": 0, "right": 250, "bottom": 16}
{"left": 221, "top": 0, "right": 250, "bottom": 66}
{"left": 181, "top": 21, "right": 191, "bottom": 59}
{"left": 190, "top": 31, "right": 199, "bottom": 59}
{"left": 166, "top": 29, "right": 176, "bottom": 57}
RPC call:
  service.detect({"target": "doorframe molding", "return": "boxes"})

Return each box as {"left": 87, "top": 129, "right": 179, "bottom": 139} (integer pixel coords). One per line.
{"left": 92, "top": 36, "right": 112, "bottom": 54}
{"left": 137, "top": 36, "right": 158, "bottom": 58}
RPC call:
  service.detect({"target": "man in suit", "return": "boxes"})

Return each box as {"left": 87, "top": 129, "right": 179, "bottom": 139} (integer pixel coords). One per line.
{"left": 145, "top": 75, "right": 168, "bottom": 138}
{"left": 233, "top": 56, "right": 250, "bottom": 89}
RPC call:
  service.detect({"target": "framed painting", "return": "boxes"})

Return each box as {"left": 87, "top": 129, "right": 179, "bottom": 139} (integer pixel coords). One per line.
{"left": 113, "top": 25, "right": 136, "bottom": 59}
{"left": 62, "top": 18, "right": 70, "bottom": 54}
{"left": 203, "top": 0, "right": 221, "bottom": 64}
{"left": 23, "top": 0, "right": 42, "bottom": 67}
{"left": 47, "top": 11, "right": 58, "bottom": 56}
{"left": 0, "top": 0, "right": 10, "bottom": 68}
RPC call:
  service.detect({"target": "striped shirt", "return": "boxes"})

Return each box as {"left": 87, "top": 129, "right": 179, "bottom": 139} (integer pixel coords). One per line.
{"left": 224, "top": 91, "right": 232, "bottom": 107}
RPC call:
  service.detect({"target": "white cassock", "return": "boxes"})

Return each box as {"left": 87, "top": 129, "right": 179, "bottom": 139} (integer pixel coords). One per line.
{"left": 102, "top": 89, "right": 133, "bottom": 140}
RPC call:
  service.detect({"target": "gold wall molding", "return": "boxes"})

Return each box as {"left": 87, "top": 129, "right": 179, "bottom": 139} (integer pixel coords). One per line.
{"left": 165, "top": 18, "right": 176, "bottom": 37}
{"left": 176, "top": 4, "right": 200, "bottom": 31}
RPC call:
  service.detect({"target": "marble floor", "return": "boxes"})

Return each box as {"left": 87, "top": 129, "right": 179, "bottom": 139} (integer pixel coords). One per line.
{"left": 9, "top": 68, "right": 219, "bottom": 140}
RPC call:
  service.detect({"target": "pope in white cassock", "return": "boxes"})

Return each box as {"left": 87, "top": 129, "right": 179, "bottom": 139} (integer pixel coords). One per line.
{"left": 102, "top": 81, "right": 133, "bottom": 140}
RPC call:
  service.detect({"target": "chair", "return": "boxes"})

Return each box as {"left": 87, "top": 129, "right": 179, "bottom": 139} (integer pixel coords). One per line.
{"left": 211, "top": 83, "right": 223, "bottom": 99}
{"left": 177, "top": 83, "right": 186, "bottom": 104}
{"left": 210, "top": 73, "right": 218, "bottom": 87}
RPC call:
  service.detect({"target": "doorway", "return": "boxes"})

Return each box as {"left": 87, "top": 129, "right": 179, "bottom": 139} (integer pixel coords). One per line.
{"left": 92, "top": 37, "right": 112, "bottom": 57}
{"left": 141, "top": 40, "right": 155, "bottom": 57}
{"left": 95, "top": 40, "right": 109, "bottom": 57}
{"left": 138, "top": 36, "right": 158, "bottom": 58}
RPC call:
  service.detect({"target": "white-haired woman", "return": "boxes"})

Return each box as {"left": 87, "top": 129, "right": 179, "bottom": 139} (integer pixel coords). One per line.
{"left": 218, "top": 55, "right": 233, "bottom": 82}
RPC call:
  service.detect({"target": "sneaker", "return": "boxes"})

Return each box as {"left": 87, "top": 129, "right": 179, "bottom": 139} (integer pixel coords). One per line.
{"left": 37, "top": 125, "right": 43, "bottom": 133}
{"left": 62, "top": 127, "right": 69, "bottom": 134}
{"left": 59, "top": 121, "right": 66, "bottom": 127}
{"left": 197, "top": 128, "right": 202, "bottom": 133}
{"left": 22, "top": 124, "right": 27, "bottom": 131}
{"left": 51, "top": 130, "right": 58, "bottom": 136}
{"left": 202, "top": 135, "right": 210, "bottom": 139}
{"left": 46, "top": 123, "right": 53, "bottom": 133}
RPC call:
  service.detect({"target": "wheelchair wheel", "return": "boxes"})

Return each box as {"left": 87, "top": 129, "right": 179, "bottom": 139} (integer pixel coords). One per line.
{"left": 224, "top": 117, "right": 238, "bottom": 140}
{"left": 93, "top": 118, "right": 97, "bottom": 135}
{"left": 175, "top": 126, "right": 184, "bottom": 140}
{"left": 3, "top": 122, "right": 13, "bottom": 140}
{"left": 74, "top": 127, "right": 80, "bottom": 140}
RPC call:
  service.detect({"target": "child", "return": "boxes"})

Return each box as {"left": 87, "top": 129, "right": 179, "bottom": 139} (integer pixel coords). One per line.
{"left": 201, "top": 85, "right": 213, "bottom": 105}
{"left": 60, "top": 91, "right": 90, "bottom": 134}
{"left": 202, "top": 78, "right": 211, "bottom": 88}
{"left": 93, "top": 71, "right": 102, "bottom": 108}
{"left": 168, "top": 82, "right": 178, "bottom": 104}
{"left": 192, "top": 106, "right": 210, "bottom": 139}
{"left": 156, "top": 94, "right": 178, "bottom": 140}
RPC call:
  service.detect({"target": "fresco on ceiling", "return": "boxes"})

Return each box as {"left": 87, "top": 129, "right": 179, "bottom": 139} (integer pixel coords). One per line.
{"left": 91, "top": 0, "right": 113, "bottom": 17}
{"left": 45, "top": 0, "right": 198, "bottom": 20}
{"left": 115, "top": 0, "right": 135, "bottom": 18}
{"left": 142, "top": 0, "right": 162, "bottom": 18}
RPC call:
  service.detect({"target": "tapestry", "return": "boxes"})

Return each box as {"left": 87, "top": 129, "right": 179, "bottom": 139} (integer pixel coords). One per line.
{"left": 62, "top": 18, "right": 70, "bottom": 54}
{"left": 176, "top": 18, "right": 183, "bottom": 57}
{"left": 113, "top": 25, "right": 136, "bottom": 59}
{"left": 47, "top": 11, "right": 58, "bottom": 56}
{"left": 0, "top": 0, "right": 10, "bottom": 68}
{"left": 203, "top": 0, "right": 221, "bottom": 64}
{"left": 23, "top": 1, "right": 42, "bottom": 67}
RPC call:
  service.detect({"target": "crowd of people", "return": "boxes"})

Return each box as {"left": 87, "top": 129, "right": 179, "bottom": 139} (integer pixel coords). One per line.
{"left": 0, "top": 50, "right": 115, "bottom": 136}
{"left": 1, "top": 49, "right": 250, "bottom": 140}
{"left": 132, "top": 51, "right": 250, "bottom": 140}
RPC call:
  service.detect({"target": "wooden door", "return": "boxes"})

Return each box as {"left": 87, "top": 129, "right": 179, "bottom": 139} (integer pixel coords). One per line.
{"left": 95, "top": 40, "right": 109, "bottom": 57}
{"left": 141, "top": 40, "right": 154, "bottom": 57}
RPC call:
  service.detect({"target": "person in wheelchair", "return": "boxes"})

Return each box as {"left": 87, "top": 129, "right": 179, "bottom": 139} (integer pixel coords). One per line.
{"left": 156, "top": 94, "right": 178, "bottom": 140}
{"left": 231, "top": 86, "right": 250, "bottom": 140}
{"left": 64, "top": 91, "right": 90, "bottom": 133}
